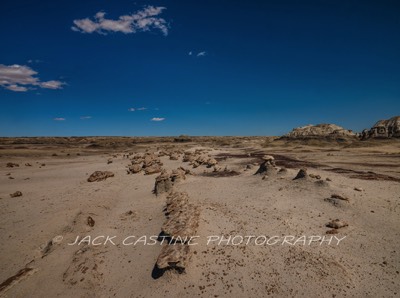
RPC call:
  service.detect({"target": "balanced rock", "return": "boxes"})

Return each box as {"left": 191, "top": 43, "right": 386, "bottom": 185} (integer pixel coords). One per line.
{"left": 255, "top": 156, "right": 277, "bottom": 175}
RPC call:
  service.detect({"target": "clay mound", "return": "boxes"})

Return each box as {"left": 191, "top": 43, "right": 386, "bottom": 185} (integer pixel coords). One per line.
{"left": 283, "top": 123, "right": 355, "bottom": 139}
{"left": 361, "top": 115, "right": 400, "bottom": 139}
{"left": 87, "top": 171, "right": 114, "bottom": 182}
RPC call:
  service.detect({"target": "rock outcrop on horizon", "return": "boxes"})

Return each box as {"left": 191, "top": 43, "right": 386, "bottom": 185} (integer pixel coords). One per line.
{"left": 283, "top": 124, "right": 356, "bottom": 139}
{"left": 361, "top": 116, "right": 400, "bottom": 139}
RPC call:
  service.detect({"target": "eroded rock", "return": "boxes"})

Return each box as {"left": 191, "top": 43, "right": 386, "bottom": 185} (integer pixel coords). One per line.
{"left": 155, "top": 243, "right": 191, "bottom": 274}
{"left": 10, "top": 191, "right": 22, "bottom": 198}
{"left": 154, "top": 171, "right": 173, "bottom": 196}
{"left": 293, "top": 168, "right": 307, "bottom": 180}
{"left": 87, "top": 171, "right": 114, "bottom": 182}
{"left": 326, "top": 219, "right": 348, "bottom": 229}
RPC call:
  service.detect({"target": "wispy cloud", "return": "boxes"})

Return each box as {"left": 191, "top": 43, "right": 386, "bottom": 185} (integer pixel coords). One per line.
{"left": 197, "top": 51, "right": 206, "bottom": 57}
{"left": 0, "top": 64, "right": 64, "bottom": 92}
{"left": 80, "top": 116, "right": 92, "bottom": 120}
{"left": 128, "top": 107, "right": 147, "bottom": 112}
{"left": 53, "top": 118, "right": 66, "bottom": 121}
{"left": 27, "top": 59, "right": 42, "bottom": 64}
{"left": 72, "top": 6, "right": 169, "bottom": 36}
{"left": 188, "top": 51, "right": 192, "bottom": 56}
{"left": 151, "top": 117, "right": 165, "bottom": 121}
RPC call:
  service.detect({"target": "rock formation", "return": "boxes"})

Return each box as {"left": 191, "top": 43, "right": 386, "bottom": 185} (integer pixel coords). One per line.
{"left": 127, "top": 164, "right": 142, "bottom": 174}
{"left": 254, "top": 155, "right": 277, "bottom": 175}
{"left": 155, "top": 244, "right": 191, "bottom": 274}
{"left": 283, "top": 124, "right": 355, "bottom": 139}
{"left": 326, "top": 219, "right": 348, "bottom": 229}
{"left": 293, "top": 168, "right": 307, "bottom": 180}
{"left": 153, "top": 168, "right": 188, "bottom": 196}
{"left": 10, "top": 191, "right": 23, "bottom": 198}
{"left": 154, "top": 171, "right": 174, "bottom": 196}
{"left": 153, "top": 192, "right": 200, "bottom": 278}
{"left": 87, "top": 171, "right": 114, "bottom": 182}
{"left": 361, "top": 116, "right": 400, "bottom": 139}
{"left": 182, "top": 150, "right": 219, "bottom": 169}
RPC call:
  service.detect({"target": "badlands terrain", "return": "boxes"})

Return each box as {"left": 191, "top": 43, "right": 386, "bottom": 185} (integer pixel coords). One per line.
{"left": 0, "top": 136, "right": 399, "bottom": 297}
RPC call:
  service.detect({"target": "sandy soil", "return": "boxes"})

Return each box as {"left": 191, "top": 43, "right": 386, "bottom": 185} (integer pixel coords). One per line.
{"left": 0, "top": 138, "right": 399, "bottom": 297}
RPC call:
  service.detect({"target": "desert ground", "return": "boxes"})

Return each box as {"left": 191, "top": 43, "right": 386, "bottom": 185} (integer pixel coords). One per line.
{"left": 0, "top": 137, "right": 399, "bottom": 297}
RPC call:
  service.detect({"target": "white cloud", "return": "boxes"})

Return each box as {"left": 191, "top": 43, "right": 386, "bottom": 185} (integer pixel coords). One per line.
{"left": 80, "top": 116, "right": 92, "bottom": 120}
{"left": 136, "top": 107, "right": 147, "bottom": 111}
{"left": 53, "top": 118, "right": 66, "bottom": 121}
{"left": 128, "top": 108, "right": 135, "bottom": 111}
{"left": 72, "top": 6, "right": 169, "bottom": 36}
{"left": 151, "top": 117, "right": 165, "bottom": 121}
{"left": 0, "top": 64, "right": 64, "bottom": 92}
{"left": 5, "top": 84, "right": 28, "bottom": 92}
{"left": 197, "top": 51, "right": 206, "bottom": 57}
{"left": 188, "top": 51, "right": 192, "bottom": 56}
{"left": 40, "top": 80, "right": 64, "bottom": 89}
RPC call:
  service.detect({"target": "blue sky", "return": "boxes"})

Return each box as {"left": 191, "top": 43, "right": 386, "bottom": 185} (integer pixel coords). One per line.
{"left": 1, "top": 0, "right": 399, "bottom": 136}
